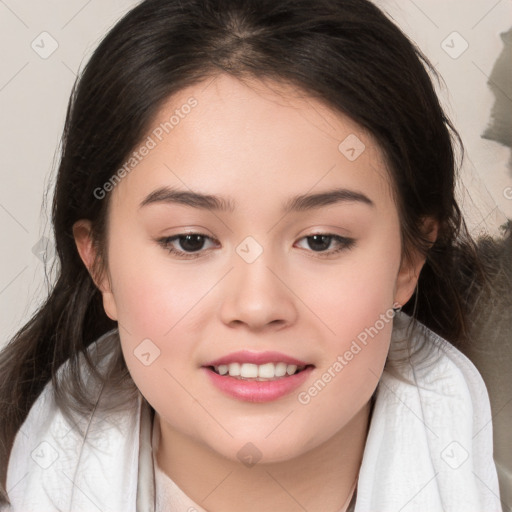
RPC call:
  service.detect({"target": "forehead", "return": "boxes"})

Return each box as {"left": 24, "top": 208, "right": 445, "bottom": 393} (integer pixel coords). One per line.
{"left": 109, "top": 73, "right": 394, "bottom": 214}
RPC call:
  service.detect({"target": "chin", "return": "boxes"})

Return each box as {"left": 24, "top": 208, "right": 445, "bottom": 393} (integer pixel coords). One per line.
{"left": 203, "top": 429, "right": 318, "bottom": 466}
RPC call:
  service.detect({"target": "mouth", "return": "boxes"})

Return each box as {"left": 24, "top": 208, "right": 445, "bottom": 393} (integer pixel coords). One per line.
{"left": 205, "top": 362, "right": 314, "bottom": 381}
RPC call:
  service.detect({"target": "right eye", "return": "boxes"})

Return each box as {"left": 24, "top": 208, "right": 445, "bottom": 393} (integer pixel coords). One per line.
{"left": 157, "top": 233, "right": 219, "bottom": 259}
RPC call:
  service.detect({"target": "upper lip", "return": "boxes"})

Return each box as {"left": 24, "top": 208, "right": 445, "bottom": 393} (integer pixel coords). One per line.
{"left": 203, "top": 350, "right": 311, "bottom": 367}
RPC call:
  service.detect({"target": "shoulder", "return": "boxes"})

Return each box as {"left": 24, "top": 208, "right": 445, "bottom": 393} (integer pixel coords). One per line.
{"left": 356, "top": 312, "right": 502, "bottom": 511}
{"left": 5, "top": 366, "right": 78, "bottom": 510}
{"left": 382, "top": 311, "right": 497, "bottom": 456}
{"left": 5, "top": 330, "right": 142, "bottom": 512}
{"left": 385, "top": 310, "right": 493, "bottom": 413}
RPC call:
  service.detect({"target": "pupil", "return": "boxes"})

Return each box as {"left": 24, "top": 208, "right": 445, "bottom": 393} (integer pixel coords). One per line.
{"left": 180, "top": 234, "right": 204, "bottom": 252}
{"left": 309, "top": 234, "right": 331, "bottom": 251}
{"left": 177, "top": 235, "right": 332, "bottom": 252}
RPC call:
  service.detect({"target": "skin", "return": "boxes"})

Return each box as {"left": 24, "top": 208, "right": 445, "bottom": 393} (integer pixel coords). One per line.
{"left": 74, "top": 73, "right": 436, "bottom": 511}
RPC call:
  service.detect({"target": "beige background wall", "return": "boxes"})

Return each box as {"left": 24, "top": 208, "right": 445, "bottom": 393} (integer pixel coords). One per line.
{"left": 1, "top": 0, "right": 511, "bottom": 348}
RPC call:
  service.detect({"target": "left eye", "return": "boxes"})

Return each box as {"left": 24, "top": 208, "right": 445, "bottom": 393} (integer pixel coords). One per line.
{"left": 294, "top": 234, "right": 355, "bottom": 254}
{"left": 157, "top": 232, "right": 355, "bottom": 259}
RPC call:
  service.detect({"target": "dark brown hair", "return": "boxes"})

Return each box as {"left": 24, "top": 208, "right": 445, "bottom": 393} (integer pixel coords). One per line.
{"left": 0, "top": 0, "right": 487, "bottom": 502}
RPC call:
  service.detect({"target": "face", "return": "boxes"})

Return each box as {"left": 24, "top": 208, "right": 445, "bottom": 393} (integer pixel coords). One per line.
{"left": 75, "top": 73, "right": 421, "bottom": 463}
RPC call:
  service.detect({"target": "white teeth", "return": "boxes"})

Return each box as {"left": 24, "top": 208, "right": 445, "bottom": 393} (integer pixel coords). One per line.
{"left": 258, "top": 363, "right": 275, "bottom": 379}
{"left": 240, "top": 363, "right": 258, "bottom": 378}
{"left": 217, "top": 364, "right": 229, "bottom": 375}
{"left": 286, "top": 364, "right": 297, "bottom": 375}
{"left": 213, "top": 362, "right": 306, "bottom": 379}
{"left": 228, "top": 362, "right": 240, "bottom": 376}
{"left": 275, "top": 362, "right": 287, "bottom": 377}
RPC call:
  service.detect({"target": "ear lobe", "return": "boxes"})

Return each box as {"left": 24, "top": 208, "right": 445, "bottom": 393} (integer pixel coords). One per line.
{"left": 72, "top": 220, "right": 118, "bottom": 321}
{"left": 394, "top": 253, "right": 423, "bottom": 307}
{"left": 394, "top": 217, "right": 439, "bottom": 307}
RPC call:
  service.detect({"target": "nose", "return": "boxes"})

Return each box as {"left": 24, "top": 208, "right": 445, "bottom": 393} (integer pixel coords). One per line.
{"left": 218, "top": 247, "right": 299, "bottom": 332}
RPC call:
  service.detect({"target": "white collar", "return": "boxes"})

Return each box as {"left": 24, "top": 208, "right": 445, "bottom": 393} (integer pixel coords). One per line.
{"left": 4, "top": 313, "right": 503, "bottom": 511}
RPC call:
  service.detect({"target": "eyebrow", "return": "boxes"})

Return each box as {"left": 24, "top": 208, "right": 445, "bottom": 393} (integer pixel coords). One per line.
{"left": 139, "top": 186, "right": 374, "bottom": 213}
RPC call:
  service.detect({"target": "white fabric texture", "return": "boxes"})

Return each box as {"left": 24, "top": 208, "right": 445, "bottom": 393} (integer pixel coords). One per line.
{"left": 2, "top": 312, "right": 503, "bottom": 511}
{"left": 355, "top": 313, "right": 502, "bottom": 511}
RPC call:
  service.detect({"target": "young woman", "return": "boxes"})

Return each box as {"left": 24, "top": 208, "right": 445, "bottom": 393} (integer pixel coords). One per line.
{"left": 0, "top": 0, "right": 503, "bottom": 510}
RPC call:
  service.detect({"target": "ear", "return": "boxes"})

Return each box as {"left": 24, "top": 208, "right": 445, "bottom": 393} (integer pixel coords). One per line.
{"left": 394, "top": 217, "right": 439, "bottom": 307}
{"left": 72, "top": 220, "right": 118, "bottom": 321}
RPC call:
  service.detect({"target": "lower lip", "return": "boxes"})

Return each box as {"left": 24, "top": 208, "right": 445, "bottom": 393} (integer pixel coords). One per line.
{"left": 202, "top": 366, "right": 314, "bottom": 403}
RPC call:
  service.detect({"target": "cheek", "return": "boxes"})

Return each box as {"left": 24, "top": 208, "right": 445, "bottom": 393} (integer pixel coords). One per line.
{"left": 103, "top": 234, "right": 199, "bottom": 401}
{"left": 304, "top": 227, "right": 401, "bottom": 340}
{"left": 313, "top": 288, "right": 394, "bottom": 406}
{"left": 106, "top": 231, "right": 212, "bottom": 336}
{"left": 299, "top": 229, "right": 400, "bottom": 408}
{"left": 295, "top": 265, "right": 397, "bottom": 445}
{"left": 293, "top": 321, "right": 392, "bottom": 455}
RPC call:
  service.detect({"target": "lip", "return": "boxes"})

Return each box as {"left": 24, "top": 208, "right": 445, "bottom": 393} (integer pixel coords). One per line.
{"left": 203, "top": 350, "right": 309, "bottom": 367}
{"left": 202, "top": 365, "right": 314, "bottom": 403}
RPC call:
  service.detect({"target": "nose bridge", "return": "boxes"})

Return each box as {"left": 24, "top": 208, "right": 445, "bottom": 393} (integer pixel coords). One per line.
{"left": 218, "top": 235, "right": 298, "bottom": 329}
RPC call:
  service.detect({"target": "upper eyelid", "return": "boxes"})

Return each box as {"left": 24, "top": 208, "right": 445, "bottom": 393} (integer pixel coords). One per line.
{"left": 160, "top": 232, "right": 354, "bottom": 252}
{"left": 161, "top": 232, "right": 350, "bottom": 242}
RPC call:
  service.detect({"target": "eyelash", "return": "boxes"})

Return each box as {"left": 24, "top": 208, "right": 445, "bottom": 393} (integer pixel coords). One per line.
{"left": 157, "top": 232, "right": 356, "bottom": 260}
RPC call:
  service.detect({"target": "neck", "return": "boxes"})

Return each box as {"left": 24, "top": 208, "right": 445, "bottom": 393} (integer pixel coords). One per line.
{"left": 156, "top": 400, "right": 372, "bottom": 512}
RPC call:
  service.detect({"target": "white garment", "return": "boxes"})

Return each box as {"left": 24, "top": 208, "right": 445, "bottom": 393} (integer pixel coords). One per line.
{"left": 2, "top": 312, "right": 503, "bottom": 511}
